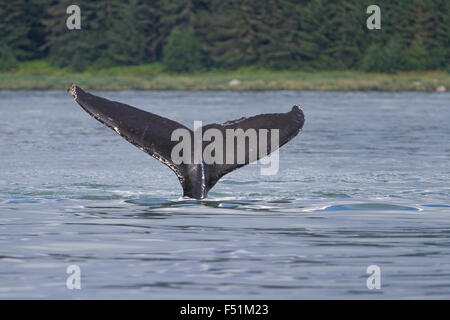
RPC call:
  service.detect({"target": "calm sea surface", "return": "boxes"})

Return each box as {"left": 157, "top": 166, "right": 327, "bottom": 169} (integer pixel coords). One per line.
{"left": 0, "top": 90, "right": 449, "bottom": 299}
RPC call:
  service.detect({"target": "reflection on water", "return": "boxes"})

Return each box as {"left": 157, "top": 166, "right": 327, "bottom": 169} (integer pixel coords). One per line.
{"left": 0, "top": 90, "right": 449, "bottom": 299}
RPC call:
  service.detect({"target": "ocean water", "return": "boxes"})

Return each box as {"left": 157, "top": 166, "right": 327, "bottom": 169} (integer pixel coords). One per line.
{"left": 0, "top": 90, "right": 449, "bottom": 299}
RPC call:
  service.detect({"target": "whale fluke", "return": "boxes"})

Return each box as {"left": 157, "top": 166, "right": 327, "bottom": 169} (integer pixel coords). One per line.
{"left": 68, "top": 84, "right": 304, "bottom": 199}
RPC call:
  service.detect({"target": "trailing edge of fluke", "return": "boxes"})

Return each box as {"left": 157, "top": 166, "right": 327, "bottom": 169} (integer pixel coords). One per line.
{"left": 67, "top": 83, "right": 305, "bottom": 199}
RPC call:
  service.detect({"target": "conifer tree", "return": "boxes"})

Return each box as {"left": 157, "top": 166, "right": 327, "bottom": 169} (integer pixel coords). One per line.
{"left": 0, "top": 0, "right": 46, "bottom": 61}
{"left": 1, "top": 0, "right": 448, "bottom": 72}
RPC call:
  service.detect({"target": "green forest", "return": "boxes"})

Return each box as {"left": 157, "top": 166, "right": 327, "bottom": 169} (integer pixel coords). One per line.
{"left": 0, "top": 0, "right": 449, "bottom": 74}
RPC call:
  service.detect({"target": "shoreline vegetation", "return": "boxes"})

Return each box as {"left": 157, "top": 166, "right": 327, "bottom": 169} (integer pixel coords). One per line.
{"left": 1, "top": 61, "right": 448, "bottom": 92}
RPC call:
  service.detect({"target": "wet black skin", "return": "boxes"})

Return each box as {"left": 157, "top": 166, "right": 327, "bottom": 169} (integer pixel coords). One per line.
{"left": 68, "top": 84, "right": 305, "bottom": 199}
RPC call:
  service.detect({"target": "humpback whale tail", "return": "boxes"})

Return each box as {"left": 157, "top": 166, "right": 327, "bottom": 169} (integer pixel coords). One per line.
{"left": 67, "top": 84, "right": 304, "bottom": 199}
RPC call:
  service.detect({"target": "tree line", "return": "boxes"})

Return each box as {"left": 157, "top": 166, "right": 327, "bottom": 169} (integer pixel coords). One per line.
{"left": 0, "top": 0, "right": 448, "bottom": 73}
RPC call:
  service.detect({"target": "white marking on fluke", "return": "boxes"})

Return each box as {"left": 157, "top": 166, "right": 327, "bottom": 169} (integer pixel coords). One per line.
{"left": 67, "top": 83, "right": 78, "bottom": 100}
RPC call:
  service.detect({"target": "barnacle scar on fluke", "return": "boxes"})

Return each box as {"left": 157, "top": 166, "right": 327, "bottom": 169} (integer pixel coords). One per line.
{"left": 67, "top": 83, "right": 77, "bottom": 99}
{"left": 68, "top": 84, "right": 305, "bottom": 199}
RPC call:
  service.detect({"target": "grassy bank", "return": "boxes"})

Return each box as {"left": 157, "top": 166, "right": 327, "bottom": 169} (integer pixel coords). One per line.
{"left": 1, "top": 60, "right": 448, "bottom": 91}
